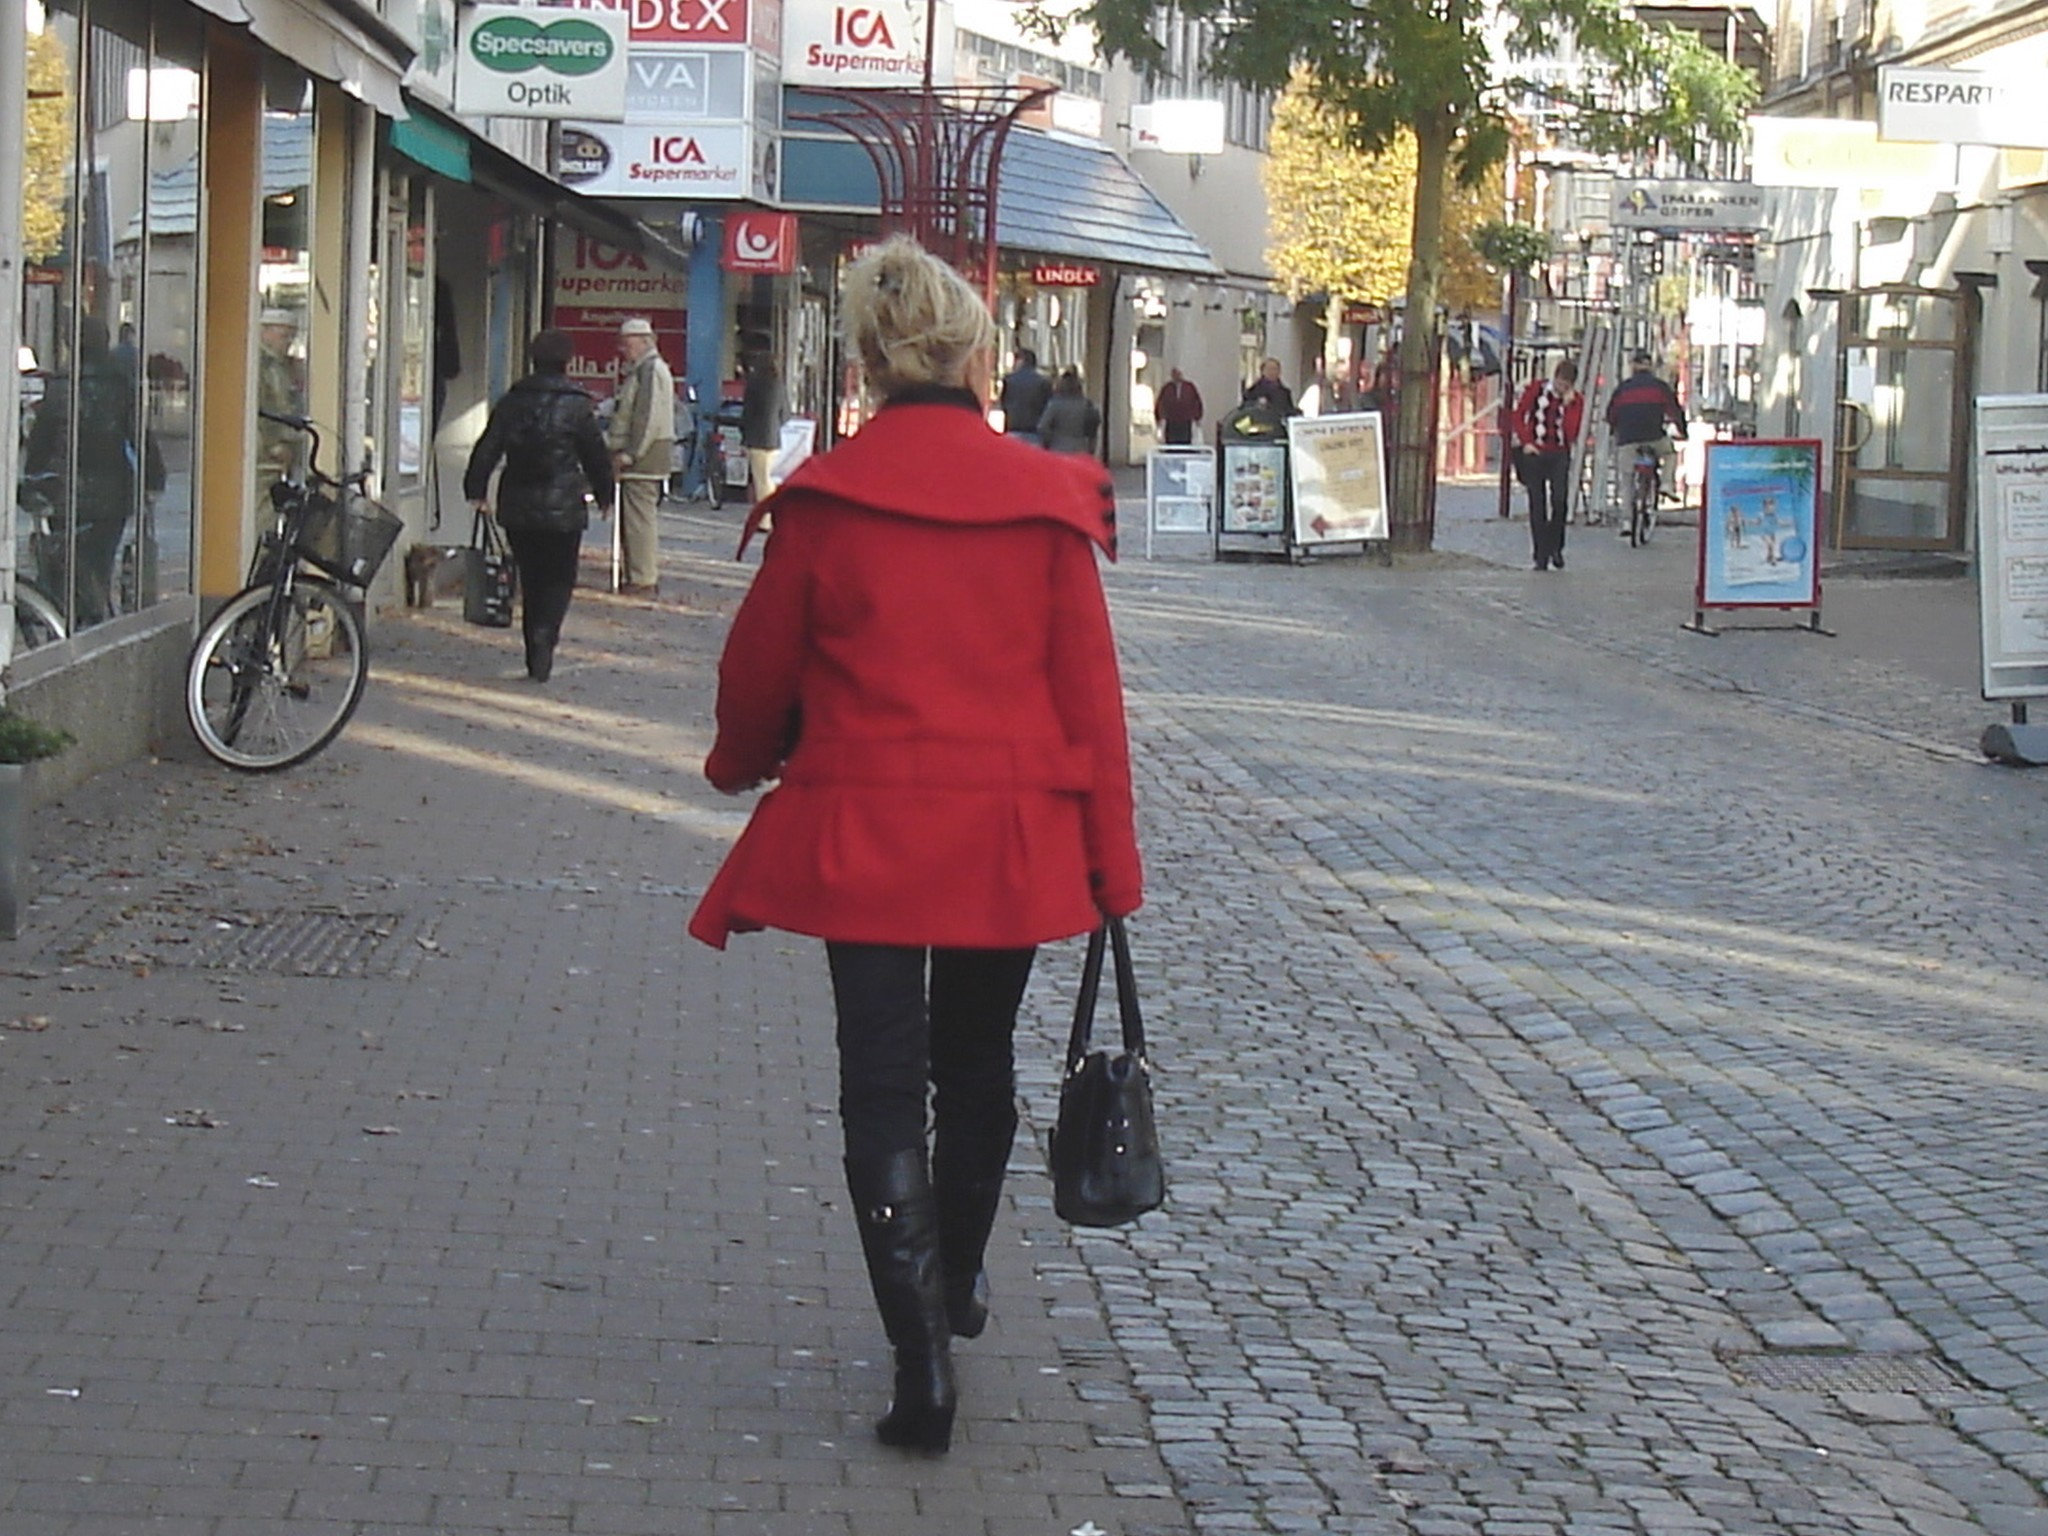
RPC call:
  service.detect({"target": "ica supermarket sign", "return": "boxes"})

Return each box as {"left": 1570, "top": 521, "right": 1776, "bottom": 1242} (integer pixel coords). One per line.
{"left": 456, "top": 5, "right": 629, "bottom": 120}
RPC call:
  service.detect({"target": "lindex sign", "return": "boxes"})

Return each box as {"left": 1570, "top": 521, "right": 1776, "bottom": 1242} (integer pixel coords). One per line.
{"left": 455, "top": 5, "right": 629, "bottom": 120}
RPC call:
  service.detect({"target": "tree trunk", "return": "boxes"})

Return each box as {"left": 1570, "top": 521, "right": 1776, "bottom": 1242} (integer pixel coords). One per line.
{"left": 1389, "top": 113, "right": 1453, "bottom": 552}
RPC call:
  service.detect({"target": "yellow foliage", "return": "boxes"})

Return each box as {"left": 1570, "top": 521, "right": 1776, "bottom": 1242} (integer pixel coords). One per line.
{"left": 24, "top": 27, "right": 74, "bottom": 266}
{"left": 1264, "top": 84, "right": 1504, "bottom": 314}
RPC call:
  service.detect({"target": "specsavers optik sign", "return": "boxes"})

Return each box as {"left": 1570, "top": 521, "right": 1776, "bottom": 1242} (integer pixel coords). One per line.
{"left": 456, "top": 4, "right": 629, "bottom": 120}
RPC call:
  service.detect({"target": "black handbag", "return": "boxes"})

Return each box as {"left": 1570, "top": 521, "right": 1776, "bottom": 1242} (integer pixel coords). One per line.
{"left": 1049, "top": 917, "right": 1165, "bottom": 1227}
{"left": 462, "top": 510, "right": 517, "bottom": 628}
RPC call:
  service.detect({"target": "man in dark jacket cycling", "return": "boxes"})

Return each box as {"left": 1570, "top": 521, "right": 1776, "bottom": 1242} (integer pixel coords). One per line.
{"left": 464, "top": 329, "right": 616, "bottom": 681}
{"left": 1605, "top": 350, "right": 1687, "bottom": 504}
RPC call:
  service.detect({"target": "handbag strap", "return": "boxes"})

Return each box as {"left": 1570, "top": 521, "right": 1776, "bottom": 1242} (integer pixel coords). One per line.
{"left": 472, "top": 509, "right": 503, "bottom": 555}
{"left": 1064, "top": 917, "right": 1147, "bottom": 1072}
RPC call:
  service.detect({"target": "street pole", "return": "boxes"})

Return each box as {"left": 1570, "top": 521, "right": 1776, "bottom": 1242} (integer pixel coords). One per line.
{"left": 1496, "top": 266, "right": 1521, "bottom": 519}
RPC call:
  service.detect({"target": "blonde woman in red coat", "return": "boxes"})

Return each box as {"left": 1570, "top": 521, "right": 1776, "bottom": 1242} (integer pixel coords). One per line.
{"left": 689, "top": 236, "right": 1142, "bottom": 1454}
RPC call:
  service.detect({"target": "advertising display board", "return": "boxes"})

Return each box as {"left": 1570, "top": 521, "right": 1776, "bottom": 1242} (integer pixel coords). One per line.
{"left": 1145, "top": 447, "right": 1213, "bottom": 558}
{"left": 1973, "top": 395, "right": 2048, "bottom": 700}
{"left": 1287, "top": 412, "right": 1389, "bottom": 547}
{"left": 1690, "top": 439, "right": 1825, "bottom": 633}
{"left": 1218, "top": 442, "right": 1287, "bottom": 536}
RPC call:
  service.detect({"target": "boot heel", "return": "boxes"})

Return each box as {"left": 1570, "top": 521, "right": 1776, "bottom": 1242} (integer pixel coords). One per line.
{"left": 876, "top": 1355, "right": 957, "bottom": 1451}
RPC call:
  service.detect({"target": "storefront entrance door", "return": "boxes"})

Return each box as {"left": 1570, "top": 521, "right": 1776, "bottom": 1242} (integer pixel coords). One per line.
{"left": 1827, "top": 283, "right": 1978, "bottom": 550}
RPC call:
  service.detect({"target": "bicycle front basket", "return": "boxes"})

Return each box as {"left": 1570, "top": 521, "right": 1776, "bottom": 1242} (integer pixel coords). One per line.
{"left": 294, "top": 490, "right": 404, "bottom": 586}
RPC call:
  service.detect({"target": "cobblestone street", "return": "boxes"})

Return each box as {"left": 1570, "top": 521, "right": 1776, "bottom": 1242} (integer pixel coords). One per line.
{"left": 3, "top": 482, "right": 2045, "bottom": 1534}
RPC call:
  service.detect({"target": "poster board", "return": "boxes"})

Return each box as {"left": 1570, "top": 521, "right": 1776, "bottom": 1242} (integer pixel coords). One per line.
{"left": 1696, "top": 439, "right": 1823, "bottom": 610}
{"left": 1217, "top": 441, "right": 1289, "bottom": 548}
{"left": 1145, "top": 446, "right": 1214, "bottom": 558}
{"left": 1974, "top": 395, "right": 2048, "bottom": 701}
{"left": 1287, "top": 412, "right": 1390, "bottom": 547}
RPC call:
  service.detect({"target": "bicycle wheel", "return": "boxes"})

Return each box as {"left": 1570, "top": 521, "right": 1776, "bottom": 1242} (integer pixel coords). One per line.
{"left": 13, "top": 580, "right": 67, "bottom": 650}
{"left": 1628, "top": 469, "right": 1654, "bottom": 547}
{"left": 701, "top": 436, "right": 723, "bottom": 509}
{"left": 186, "top": 576, "right": 368, "bottom": 771}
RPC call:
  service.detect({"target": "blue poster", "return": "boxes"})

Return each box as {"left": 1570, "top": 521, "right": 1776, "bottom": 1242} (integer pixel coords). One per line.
{"left": 1699, "top": 440, "right": 1822, "bottom": 608}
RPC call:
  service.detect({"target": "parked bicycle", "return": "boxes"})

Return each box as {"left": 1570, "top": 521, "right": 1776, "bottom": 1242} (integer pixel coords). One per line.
{"left": 184, "top": 412, "right": 402, "bottom": 771}
{"left": 1626, "top": 442, "right": 1660, "bottom": 548}
{"left": 12, "top": 473, "right": 68, "bottom": 652}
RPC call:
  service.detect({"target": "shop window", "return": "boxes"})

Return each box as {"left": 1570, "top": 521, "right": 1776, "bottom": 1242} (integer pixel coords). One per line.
{"left": 17, "top": 0, "right": 201, "bottom": 642}
{"left": 255, "top": 62, "right": 315, "bottom": 499}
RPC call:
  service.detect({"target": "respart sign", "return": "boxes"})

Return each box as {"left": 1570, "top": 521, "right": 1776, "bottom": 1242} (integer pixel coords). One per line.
{"left": 456, "top": 5, "right": 628, "bottom": 120}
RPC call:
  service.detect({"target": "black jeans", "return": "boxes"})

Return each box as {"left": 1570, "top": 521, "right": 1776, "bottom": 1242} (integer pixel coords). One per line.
{"left": 1525, "top": 451, "right": 1572, "bottom": 566}
{"left": 504, "top": 526, "right": 583, "bottom": 646}
{"left": 824, "top": 944, "right": 1037, "bottom": 1165}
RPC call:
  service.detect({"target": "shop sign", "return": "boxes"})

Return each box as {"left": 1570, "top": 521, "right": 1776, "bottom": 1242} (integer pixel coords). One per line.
{"left": 404, "top": 0, "right": 460, "bottom": 109}
{"left": 1610, "top": 178, "right": 1765, "bottom": 233}
{"left": 781, "top": 0, "right": 954, "bottom": 88}
{"left": 1750, "top": 115, "right": 1955, "bottom": 190}
{"left": 1341, "top": 303, "right": 1381, "bottom": 325}
{"left": 552, "top": 230, "right": 687, "bottom": 401}
{"left": 562, "top": 0, "right": 751, "bottom": 46}
{"left": 625, "top": 44, "right": 747, "bottom": 117}
{"left": 1879, "top": 66, "right": 2048, "bottom": 150}
{"left": 1032, "top": 262, "right": 1099, "bottom": 287}
{"left": 456, "top": 5, "right": 629, "bottom": 119}
{"left": 724, "top": 212, "right": 800, "bottom": 273}
{"left": 556, "top": 120, "right": 748, "bottom": 196}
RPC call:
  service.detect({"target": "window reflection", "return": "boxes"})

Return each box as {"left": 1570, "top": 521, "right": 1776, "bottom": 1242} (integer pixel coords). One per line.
{"left": 15, "top": 0, "right": 203, "bottom": 643}
{"left": 256, "top": 72, "right": 314, "bottom": 500}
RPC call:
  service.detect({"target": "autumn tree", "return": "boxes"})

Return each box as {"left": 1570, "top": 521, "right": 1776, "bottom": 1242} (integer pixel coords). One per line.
{"left": 1036, "top": 0, "right": 1755, "bottom": 550}
{"left": 1265, "top": 79, "right": 1502, "bottom": 370}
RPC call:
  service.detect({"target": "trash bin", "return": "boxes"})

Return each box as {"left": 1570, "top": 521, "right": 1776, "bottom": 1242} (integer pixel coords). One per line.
{"left": 1215, "top": 401, "right": 1293, "bottom": 556}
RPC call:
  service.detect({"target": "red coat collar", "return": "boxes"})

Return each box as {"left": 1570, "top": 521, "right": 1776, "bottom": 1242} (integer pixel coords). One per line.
{"left": 738, "top": 403, "right": 1118, "bottom": 560}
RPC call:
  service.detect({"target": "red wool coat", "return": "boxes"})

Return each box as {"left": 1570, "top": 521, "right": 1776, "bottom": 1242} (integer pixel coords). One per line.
{"left": 687, "top": 399, "right": 1143, "bottom": 951}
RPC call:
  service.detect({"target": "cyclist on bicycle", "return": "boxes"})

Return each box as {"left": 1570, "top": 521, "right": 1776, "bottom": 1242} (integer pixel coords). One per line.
{"left": 1605, "top": 350, "right": 1687, "bottom": 505}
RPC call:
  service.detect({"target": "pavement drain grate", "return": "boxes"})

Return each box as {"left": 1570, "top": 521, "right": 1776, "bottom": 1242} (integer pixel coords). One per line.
{"left": 81, "top": 909, "right": 432, "bottom": 978}
{"left": 197, "top": 911, "right": 424, "bottom": 976}
{"left": 1721, "top": 1351, "right": 1962, "bottom": 1394}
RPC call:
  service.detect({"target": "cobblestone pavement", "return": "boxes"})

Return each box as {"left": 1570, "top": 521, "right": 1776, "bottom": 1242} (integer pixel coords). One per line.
{"left": 3, "top": 482, "right": 2046, "bottom": 1535}
{"left": 1094, "top": 484, "right": 2048, "bottom": 1533}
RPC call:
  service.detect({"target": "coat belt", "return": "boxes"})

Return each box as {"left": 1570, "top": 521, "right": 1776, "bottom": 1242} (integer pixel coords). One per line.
{"left": 781, "top": 737, "right": 1094, "bottom": 792}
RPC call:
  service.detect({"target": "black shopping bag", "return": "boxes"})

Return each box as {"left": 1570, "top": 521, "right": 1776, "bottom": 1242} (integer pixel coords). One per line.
{"left": 462, "top": 511, "right": 517, "bottom": 628}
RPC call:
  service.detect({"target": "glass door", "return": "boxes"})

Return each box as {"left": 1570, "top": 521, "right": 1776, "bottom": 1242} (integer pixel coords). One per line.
{"left": 1830, "top": 284, "right": 1976, "bottom": 550}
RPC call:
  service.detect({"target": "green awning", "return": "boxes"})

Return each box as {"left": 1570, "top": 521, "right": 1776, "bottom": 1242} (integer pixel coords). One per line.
{"left": 390, "top": 113, "right": 472, "bottom": 184}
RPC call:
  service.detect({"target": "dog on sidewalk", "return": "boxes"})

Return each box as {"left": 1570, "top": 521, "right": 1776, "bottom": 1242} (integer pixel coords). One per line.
{"left": 403, "top": 544, "right": 471, "bottom": 609}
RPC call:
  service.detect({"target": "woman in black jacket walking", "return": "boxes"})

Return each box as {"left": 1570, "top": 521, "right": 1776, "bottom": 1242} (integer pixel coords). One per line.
{"left": 463, "top": 330, "right": 615, "bottom": 681}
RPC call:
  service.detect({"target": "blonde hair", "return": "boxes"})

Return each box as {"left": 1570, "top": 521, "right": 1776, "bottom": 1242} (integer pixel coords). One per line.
{"left": 839, "top": 235, "right": 995, "bottom": 399}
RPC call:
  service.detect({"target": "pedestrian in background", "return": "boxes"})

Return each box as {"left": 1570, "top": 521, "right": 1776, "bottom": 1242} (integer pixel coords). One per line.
{"left": 740, "top": 348, "right": 786, "bottom": 502}
{"left": 996, "top": 346, "right": 1052, "bottom": 444}
{"left": 1036, "top": 367, "right": 1101, "bottom": 457}
{"left": 689, "top": 235, "right": 1142, "bottom": 1456}
{"left": 1512, "top": 358, "right": 1584, "bottom": 571}
{"left": 1155, "top": 366, "right": 1204, "bottom": 445}
{"left": 1242, "top": 356, "right": 1297, "bottom": 416}
{"left": 463, "top": 329, "right": 615, "bottom": 682}
{"left": 607, "top": 317, "right": 674, "bottom": 597}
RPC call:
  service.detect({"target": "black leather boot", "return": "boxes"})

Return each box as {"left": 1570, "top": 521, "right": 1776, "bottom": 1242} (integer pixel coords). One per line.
{"left": 933, "top": 1173, "right": 1003, "bottom": 1338}
{"left": 846, "top": 1149, "right": 956, "bottom": 1452}
{"left": 933, "top": 1112, "right": 1015, "bottom": 1340}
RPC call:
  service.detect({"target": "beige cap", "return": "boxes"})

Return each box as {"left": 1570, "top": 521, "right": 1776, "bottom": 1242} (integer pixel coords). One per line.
{"left": 618, "top": 316, "right": 655, "bottom": 338}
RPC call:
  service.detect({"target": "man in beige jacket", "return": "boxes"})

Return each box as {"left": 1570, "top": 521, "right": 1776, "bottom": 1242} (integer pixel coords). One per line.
{"left": 607, "top": 317, "right": 675, "bottom": 595}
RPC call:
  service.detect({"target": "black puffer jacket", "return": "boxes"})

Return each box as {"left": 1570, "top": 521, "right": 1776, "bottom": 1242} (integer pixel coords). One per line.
{"left": 463, "top": 372, "right": 616, "bottom": 533}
